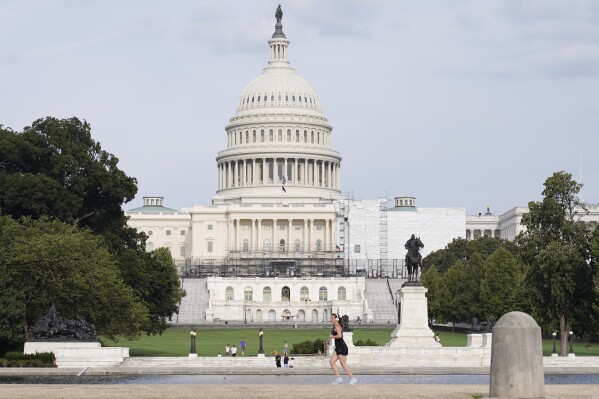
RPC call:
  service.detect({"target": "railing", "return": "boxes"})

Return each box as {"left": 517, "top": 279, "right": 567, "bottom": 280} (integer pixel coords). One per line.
{"left": 179, "top": 258, "right": 409, "bottom": 279}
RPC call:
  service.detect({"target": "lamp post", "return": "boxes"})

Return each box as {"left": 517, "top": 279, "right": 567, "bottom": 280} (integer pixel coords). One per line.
{"left": 551, "top": 332, "right": 558, "bottom": 357}
{"left": 189, "top": 328, "right": 197, "bottom": 358}
{"left": 258, "top": 328, "right": 264, "bottom": 357}
{"left": 568, "top": 331, "right": 575, "bottom": 357}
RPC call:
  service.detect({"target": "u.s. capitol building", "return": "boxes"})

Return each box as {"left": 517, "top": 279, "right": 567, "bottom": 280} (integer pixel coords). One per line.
{"left": 126, "top": 8, "right": 598, "bottom": 325}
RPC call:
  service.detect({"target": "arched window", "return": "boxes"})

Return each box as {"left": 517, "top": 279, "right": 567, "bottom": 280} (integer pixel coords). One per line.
{"left": 338, "top": 286, "right": 346, "bottom": 300}
{"left": 243, "top": 239, "right": 249, "bottom": 252}
{"left": 311, "top": 131, "right": 314, "bottom": 143}
{"left": 261, "top": 130, "right": 265, "bottom": 142}
{"left": 287, "top": 129, "right": 291, "bottom": 142}
{"left": 282, "top": 286, "right": 290, "bottom": 301}
{"left": 146, "top": 242, "right": 154, "bottom": 251}
{"left": 253, "top": 131, "right": 256, "bottom": 142}
{"left": 316, "top": 239, "right": 322, "bottom": 251}
{"left": 263, "top": 239, "right": 271, "bottom": 252}
{"left": 225, "top": 286, "right": 234, "bottom": 300}
{"left": 269, "top": 129, "right": 273, "bottom": 141}
{"left": 300, "top": 286, "right": 309, "bottom": 301}
{"left": 278, "top": 129, "right": 282, "bottom": 141}
{"left": 319, "top": 287, "right": 328, "bottom": 301}
{"left": 244, "top": 286, "right": 253, "bottom": 301}
{"left": 304, "top": 131, "right": 307, "bottom": 142}
{"left": 296, "top": 130, "right": 299, "bottom": 142}
{"left": 279, "top": 239, "right": 286, "bottom": 251}
{"left": 263, "top": 286, "right": 272, "bottom": 302}
{"left": 294, "top": 239, "right": 301, "bottom": 252}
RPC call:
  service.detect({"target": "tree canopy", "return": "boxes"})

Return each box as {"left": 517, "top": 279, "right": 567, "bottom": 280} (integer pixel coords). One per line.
{"left": 0, "top": 117, "right": 184, "bottom": 346}
{"left": 517, "top": 171, "right": 597, "bottom": 355}
{"left": 0, "top": 216, "right": 148, "bottom": 344}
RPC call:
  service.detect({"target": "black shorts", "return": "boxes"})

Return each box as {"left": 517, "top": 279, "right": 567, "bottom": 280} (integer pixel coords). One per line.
{"left": 334, "top": 344, "right": 349, "bottom": 356}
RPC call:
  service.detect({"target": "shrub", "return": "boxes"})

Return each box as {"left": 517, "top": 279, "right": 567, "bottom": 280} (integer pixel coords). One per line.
{"left": 2, "top": 352, "right": 55, "bottom": 367}
{"left": 354, "top": 339, "right": 378, "bottom": 346}
{"left": 292, "top": 338, "right": 325, "bottom": 354}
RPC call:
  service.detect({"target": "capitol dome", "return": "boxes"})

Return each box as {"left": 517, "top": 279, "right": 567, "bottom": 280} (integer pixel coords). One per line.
{"left": 214, "top": 7, "right": 341, "bottom": 204}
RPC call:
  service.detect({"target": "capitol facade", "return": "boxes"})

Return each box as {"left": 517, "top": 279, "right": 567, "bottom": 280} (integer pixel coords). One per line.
{"left": 127, "top": 8, "right": 599, "bottom": 324}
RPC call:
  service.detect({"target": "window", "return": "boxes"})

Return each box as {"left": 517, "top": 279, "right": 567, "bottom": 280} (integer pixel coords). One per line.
{"left": 319, "top": 287, "right": 328, "bottom": 301}
{"left": 294, "top": 225, "right": 301, "bottom": 231}
{"left": 253, "top": 131, "right": 256, "bottom": 142}
{"left": 148, "top": 231, "right": 153, "bottom": 236}
{"left": 317, "top": 132, "right": 320, "bottom": 144}
{"left": 263, "top": 287, "right": 272, "bottom": 302}
{"left": 279, "top": 224, "right": 285, "bottom": 230}
{"left": 338, "top": 287, "right": 346, "bottom": 300}
{"left": 243, "top": 224, "right": 249, "bottom": 230}
{"left": 300, "top": 286, "right": 309, "bottom": 301}
{"left": 294, "top": 239, "right": 301, "bottom": 252}
{"left": 304, "top": 131, "right": 307, "bottom": 142}
{"left": 261, "top": 130, "right": 265, "bottom": 142}
{"left": 287, "top": 129, "right": 291, "bottom": 142}
{"left": 278, "top": 129, "right": 282, "bottom": 141}
{"left": 244, "top": 287, "right": 253, "bottom": 301}
{"left": 296, "top": 130, "right": 299, "bottom": 142}
{"left": 279, "top": 239, "right": 285, "bottom": 250}
{"left": 311, "top": 131, "right": 314, "bottom": 143}
{"left": 246, "top": 131, "right": 249, "bottom": 143}
{"left": 354, "top": 245, "right": 361, "bottom": 253}
{"left": 269, "top": 129, "right": 273, "bottom": 141}
{"left": 207, "top": 224, "right": 213, "bottom": 230}
{"left": 180, "top": 246, "right": 186, "bottom": 257}
{"left": 147, "top": 242, "right": 154, "bottom": 251}
{"left": 264, "top": 224, "right": 271, "bottom": 231}
{"left": 166, "top": 230, "right": 171, "bottom": 236}
{"left": 243, "top": 239, "right": 249, "bottom": 252}
{"left": 225, "top": 286, "right": 234, "bottom": 300}
{"left": 180, "top": 230, "right": 186, "bottom": 236}
{"left": 207, "top": 241, "right": 213, "bottom": 252}
{"left": 263, "top": 239, "right": 271, "bottom": 252}
{"left": 316, "top": 239, "right": 322, "bottom": 251}
{"left": 315, "top": 224, "right": 323, "bottom": 230}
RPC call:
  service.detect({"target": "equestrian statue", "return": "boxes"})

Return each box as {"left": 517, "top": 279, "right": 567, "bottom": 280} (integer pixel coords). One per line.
{"left": 405, "top": 234, "right": 424, "bottom": 283}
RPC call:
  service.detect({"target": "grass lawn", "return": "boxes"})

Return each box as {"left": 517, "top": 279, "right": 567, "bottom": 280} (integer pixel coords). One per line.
{"left": 102, "top": 327, "right": 598, "bottom": 357}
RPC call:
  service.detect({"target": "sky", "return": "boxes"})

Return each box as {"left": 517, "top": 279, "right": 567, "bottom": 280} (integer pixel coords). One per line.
{"left": 1, "top": 0, "right": 598, "bottom": 215}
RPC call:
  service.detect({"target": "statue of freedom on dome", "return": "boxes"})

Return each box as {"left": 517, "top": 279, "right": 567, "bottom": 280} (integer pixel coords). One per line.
{"left": 275, "top": 4, "right": 283, "bottom": 23}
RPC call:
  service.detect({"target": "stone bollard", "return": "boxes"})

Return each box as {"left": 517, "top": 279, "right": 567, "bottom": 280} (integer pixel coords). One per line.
{"left": 489, "top": 312, "right": 544, "bottom": 398}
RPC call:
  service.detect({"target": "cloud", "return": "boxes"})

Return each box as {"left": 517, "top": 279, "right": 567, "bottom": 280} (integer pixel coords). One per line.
{"left": 530, "top": 45, "right": 599, "bottom": 77}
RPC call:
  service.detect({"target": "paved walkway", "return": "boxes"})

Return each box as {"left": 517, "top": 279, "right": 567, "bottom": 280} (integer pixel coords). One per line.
{"left": 1, "top": 384, "right": 599, "bottom": 399}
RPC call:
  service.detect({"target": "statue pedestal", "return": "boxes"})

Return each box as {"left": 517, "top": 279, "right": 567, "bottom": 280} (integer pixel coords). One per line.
{"left": 24, "top": 341, "right": 129, "bottom": 367}
{"left": 385, "top": 284, "right": 440, "bottom": 348}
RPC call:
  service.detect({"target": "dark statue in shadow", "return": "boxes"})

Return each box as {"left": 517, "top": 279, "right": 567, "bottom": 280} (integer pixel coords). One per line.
{"left": 405, "top": 234, "right": 424, "bottom": 283}
{"left": 30, "top": 304, "right": 97, "bottom": 342}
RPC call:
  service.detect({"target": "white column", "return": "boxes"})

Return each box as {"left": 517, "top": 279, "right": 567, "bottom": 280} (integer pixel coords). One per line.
{"left": 252, "top": 159, "right": 257, "bottom": 186}
{"left": 309, "top": 219, "right": 314, "bottom": 251}
{"left": 284, "top": 158, "right": 288, "bottom": 181}
{"left": 250, "top": 219, "right": 255, "bottom": 251}
{"left": 320, "top": 160, "right": 324, "bottom": 187}
{"left": 235, "top": 219, "right": 240, "bottom": 251}
{"left": 257, "top": 219, "right": 262, "bottom": 251}
{"left": 242, "top": 160, "right": 247, "bottom": 186}
{"left": 287, "top": 218, "right": 292, "bottom": 252}
{"left": 323, "top": 218, "right": 327, "bottom": 250}
{"left": 273, "top": 218, "right": 278, "bottom": 248}
{"left": 262, "top": 158, "right": 267, "bottom": 185}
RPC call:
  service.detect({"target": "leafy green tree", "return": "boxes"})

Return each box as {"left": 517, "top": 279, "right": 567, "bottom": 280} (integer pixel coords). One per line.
{"left": 462, "top": 253, "right": 486, "bottom": 319}
{"left": 423, "top": 236, "right": 519, "bottom": 274}
{"left": 517, "top": 171, "right": 597, "bottom": 355}
{"left": 443, "top": 260, "right": 471, "bottom": 328}
{"left": 421, "top": 266, "right": 448, "bottom": 324}
{"left": 480, "top": 248, "right": 525, "bottom": 319}
{"left": 0, "top": 118, "right": 184, "bottom": 336}
{"left": 0, "top": 216, "right": 149, "bottom": 345}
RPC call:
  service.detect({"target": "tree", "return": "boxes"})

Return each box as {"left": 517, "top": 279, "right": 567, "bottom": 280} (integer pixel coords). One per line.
{"left": 517, "top": 171, "right": 597, "bottom": 356}
{"left": 480, "top": 248, "right": 525, "bottom": 319}
{"left": 423, "top": 236, "right": 519, "bottom": 274}
{"left": 0, "top": 117, "right": 184, "bottom": 336}
{"left": 443, "top": 260, "right": 471, "bottom": 328}
{"left": 421, "top": 266, "right": 448, "bottom": 324}
{"left": 0, "top": 216, "right": 149, "bottom": 345}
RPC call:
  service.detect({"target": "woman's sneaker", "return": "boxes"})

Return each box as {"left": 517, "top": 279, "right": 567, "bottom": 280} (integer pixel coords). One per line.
{"left": 332, "top": 377, "right": 343, "bottom": 384}
{"left": 348, "top": 377, "right": 358, "bottom": 384}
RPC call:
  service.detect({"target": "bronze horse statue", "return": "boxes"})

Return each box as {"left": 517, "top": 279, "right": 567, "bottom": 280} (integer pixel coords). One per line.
{"left": 405, "top": 235, "right": 424, "bottom": 283}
